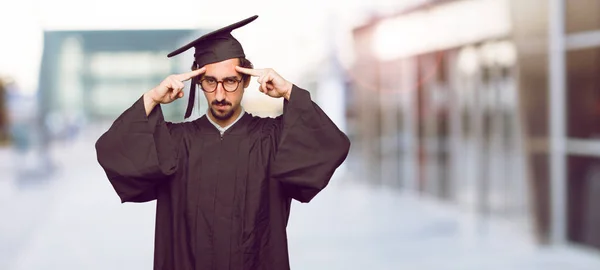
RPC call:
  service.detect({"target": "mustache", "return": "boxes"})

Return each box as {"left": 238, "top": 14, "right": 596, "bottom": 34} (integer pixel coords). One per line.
{"left": 211, "top": 100, "right": 232, "bottom": 106}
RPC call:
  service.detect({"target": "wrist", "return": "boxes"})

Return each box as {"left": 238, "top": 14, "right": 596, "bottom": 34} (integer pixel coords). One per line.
{"left": 284, "top": 82, "right": 293, "bottom": 100}
{"left": 143, "top": 91, "right": 158, "bottom": 109}
{"left": 149, "top": 89, "right": 160, "bottom": 101}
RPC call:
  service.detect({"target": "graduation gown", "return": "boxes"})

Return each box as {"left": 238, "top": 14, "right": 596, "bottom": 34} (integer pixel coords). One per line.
{"left": 95, "top": 85, "right": 350, "bottom": 270}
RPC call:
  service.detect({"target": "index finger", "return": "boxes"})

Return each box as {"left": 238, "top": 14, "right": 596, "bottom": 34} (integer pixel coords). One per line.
{"left": 178, "top": 67, "right": 206, "bottom": 82}
{"left": 235, "top": 66, "right": 264, "bottom": 77}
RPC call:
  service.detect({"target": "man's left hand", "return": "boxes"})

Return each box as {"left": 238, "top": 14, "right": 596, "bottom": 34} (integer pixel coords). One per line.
{"left": 235, "top": 66, "right": 293, "bottom": 100}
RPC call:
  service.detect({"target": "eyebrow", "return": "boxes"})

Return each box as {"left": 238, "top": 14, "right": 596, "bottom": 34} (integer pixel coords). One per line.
{"left": 202, "top": 75, "right": 241, "bottom": 80}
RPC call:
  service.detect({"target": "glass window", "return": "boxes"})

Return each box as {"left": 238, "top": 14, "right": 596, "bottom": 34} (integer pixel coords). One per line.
{"left": 566, "top": 0, "right": 600, "bottom": 34}
{"left": 89, "top": 52, "right": 172, "bottom": 78}
{"left": 566, "top": 46, "right": 600, "bottom": 139}
{"left": 567, "top": 155, "right": 600, "bottom": 249}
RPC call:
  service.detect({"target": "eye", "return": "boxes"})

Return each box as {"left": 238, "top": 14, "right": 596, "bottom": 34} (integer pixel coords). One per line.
{"left": 224, "top": 78, "right": 237, "bottom": 85}
{"left": 204, "top": 78, "right": 217, "bottom": 84}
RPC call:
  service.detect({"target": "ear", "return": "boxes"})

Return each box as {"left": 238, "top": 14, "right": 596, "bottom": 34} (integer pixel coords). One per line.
{"left": 243, "top": 77, "right": 250, "bottom": 88}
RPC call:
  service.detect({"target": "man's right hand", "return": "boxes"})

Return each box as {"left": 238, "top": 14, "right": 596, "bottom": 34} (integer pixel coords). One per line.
{"left": 143, "top": 67, "right": 206, "bottom": 116}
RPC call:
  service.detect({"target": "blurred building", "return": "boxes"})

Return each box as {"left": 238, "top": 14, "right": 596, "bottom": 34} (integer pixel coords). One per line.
{"left": 0, "top": 78, "right": 8, "bottom": 145}
{"left": 38, "top": 30, "right": 195, "bottom": 127}
{"left": 347, "top": 0, "right": 600, "bottom": 250}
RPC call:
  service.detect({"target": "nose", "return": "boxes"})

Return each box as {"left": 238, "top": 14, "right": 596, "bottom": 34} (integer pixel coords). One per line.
{"left": 214, "top": 83, "right": 226, "bottom": 102}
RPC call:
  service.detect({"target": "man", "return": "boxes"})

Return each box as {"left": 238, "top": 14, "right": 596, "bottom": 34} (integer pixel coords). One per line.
{"left": 95, "top": 15, "right": 350, "bottom": 270}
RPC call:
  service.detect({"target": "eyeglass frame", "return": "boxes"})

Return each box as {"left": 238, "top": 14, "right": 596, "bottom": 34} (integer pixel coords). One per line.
{"left": 197, "top": 76, "right": 243, "bottom": 93}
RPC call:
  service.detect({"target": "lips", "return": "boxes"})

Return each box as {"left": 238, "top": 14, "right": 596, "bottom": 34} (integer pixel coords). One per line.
{"left": 213, "top": 104, "right": 230, "bottom": 111}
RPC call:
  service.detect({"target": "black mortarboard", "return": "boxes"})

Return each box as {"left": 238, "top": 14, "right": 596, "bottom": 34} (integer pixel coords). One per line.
{"left": 167, "top": 15, "right": 258, "bottom": 119}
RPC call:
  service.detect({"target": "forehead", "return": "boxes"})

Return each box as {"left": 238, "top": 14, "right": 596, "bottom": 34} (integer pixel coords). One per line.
{"left": 204, "top": 58, "right": 240, "bottom": 77}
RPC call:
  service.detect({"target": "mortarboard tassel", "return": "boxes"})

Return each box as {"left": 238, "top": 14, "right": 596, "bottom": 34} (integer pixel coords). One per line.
{"left": 184, "top": 63, "right": 198, "bottom": 119}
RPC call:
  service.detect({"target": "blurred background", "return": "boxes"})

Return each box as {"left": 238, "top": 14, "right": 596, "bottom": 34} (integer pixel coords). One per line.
{"left": 3, "top": 0, "right": 600, "bottom": 269}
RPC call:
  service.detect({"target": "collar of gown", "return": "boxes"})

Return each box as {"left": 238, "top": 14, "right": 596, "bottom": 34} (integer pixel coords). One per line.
{"left": 206, "top": 107, "right": 246, "bottom": 135}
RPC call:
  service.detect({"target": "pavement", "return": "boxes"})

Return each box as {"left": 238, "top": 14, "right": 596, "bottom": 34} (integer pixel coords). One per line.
{"left": 1, "top": 129, "right": 600, "bottom": 270}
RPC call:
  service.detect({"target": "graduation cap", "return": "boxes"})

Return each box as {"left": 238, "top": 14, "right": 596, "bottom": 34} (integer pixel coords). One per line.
{"left": 167, "top": 15, "right": 258, "bottom": 119}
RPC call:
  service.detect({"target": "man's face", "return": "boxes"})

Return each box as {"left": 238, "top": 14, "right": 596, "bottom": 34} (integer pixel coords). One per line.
{"left": 201, "top": 58, "right": 248, "bottom": 121}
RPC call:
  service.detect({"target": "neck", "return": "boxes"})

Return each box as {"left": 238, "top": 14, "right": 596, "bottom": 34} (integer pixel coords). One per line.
{"left": 208, "top": 107, "right": 242, "bottom": 128}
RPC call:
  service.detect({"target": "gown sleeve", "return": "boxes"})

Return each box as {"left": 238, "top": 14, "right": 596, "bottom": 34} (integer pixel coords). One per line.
{"left": 95, "top": 96, "right": 184, "bottom": 203}
{"left": 269, "top": 85, "right": 351, "bottom": 203}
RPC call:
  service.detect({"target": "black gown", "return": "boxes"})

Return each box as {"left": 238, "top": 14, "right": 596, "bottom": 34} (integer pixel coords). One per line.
{"left": 95, "top": 85, "right": 351, "bottom": 270}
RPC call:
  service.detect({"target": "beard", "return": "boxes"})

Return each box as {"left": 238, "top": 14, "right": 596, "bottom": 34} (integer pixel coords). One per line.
{"left": 210, "top": 100, "right": 235, "bottom": 121}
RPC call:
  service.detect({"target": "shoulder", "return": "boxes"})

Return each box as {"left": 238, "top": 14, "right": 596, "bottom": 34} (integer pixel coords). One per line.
{"left": 166, "top": 115, "right": 209, "bottom": 135}
{"left": 244, "top": 113, "right": 282, "bottom": 136}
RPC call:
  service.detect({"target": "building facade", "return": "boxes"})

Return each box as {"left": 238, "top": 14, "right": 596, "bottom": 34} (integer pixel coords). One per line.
{"left": 348, "top": 0, "right": 600, "bottom": 250}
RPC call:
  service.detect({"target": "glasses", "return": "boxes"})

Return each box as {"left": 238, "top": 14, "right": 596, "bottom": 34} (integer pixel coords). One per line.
{"left": 198, "top": 77, "right": 242, "bottom": 93}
